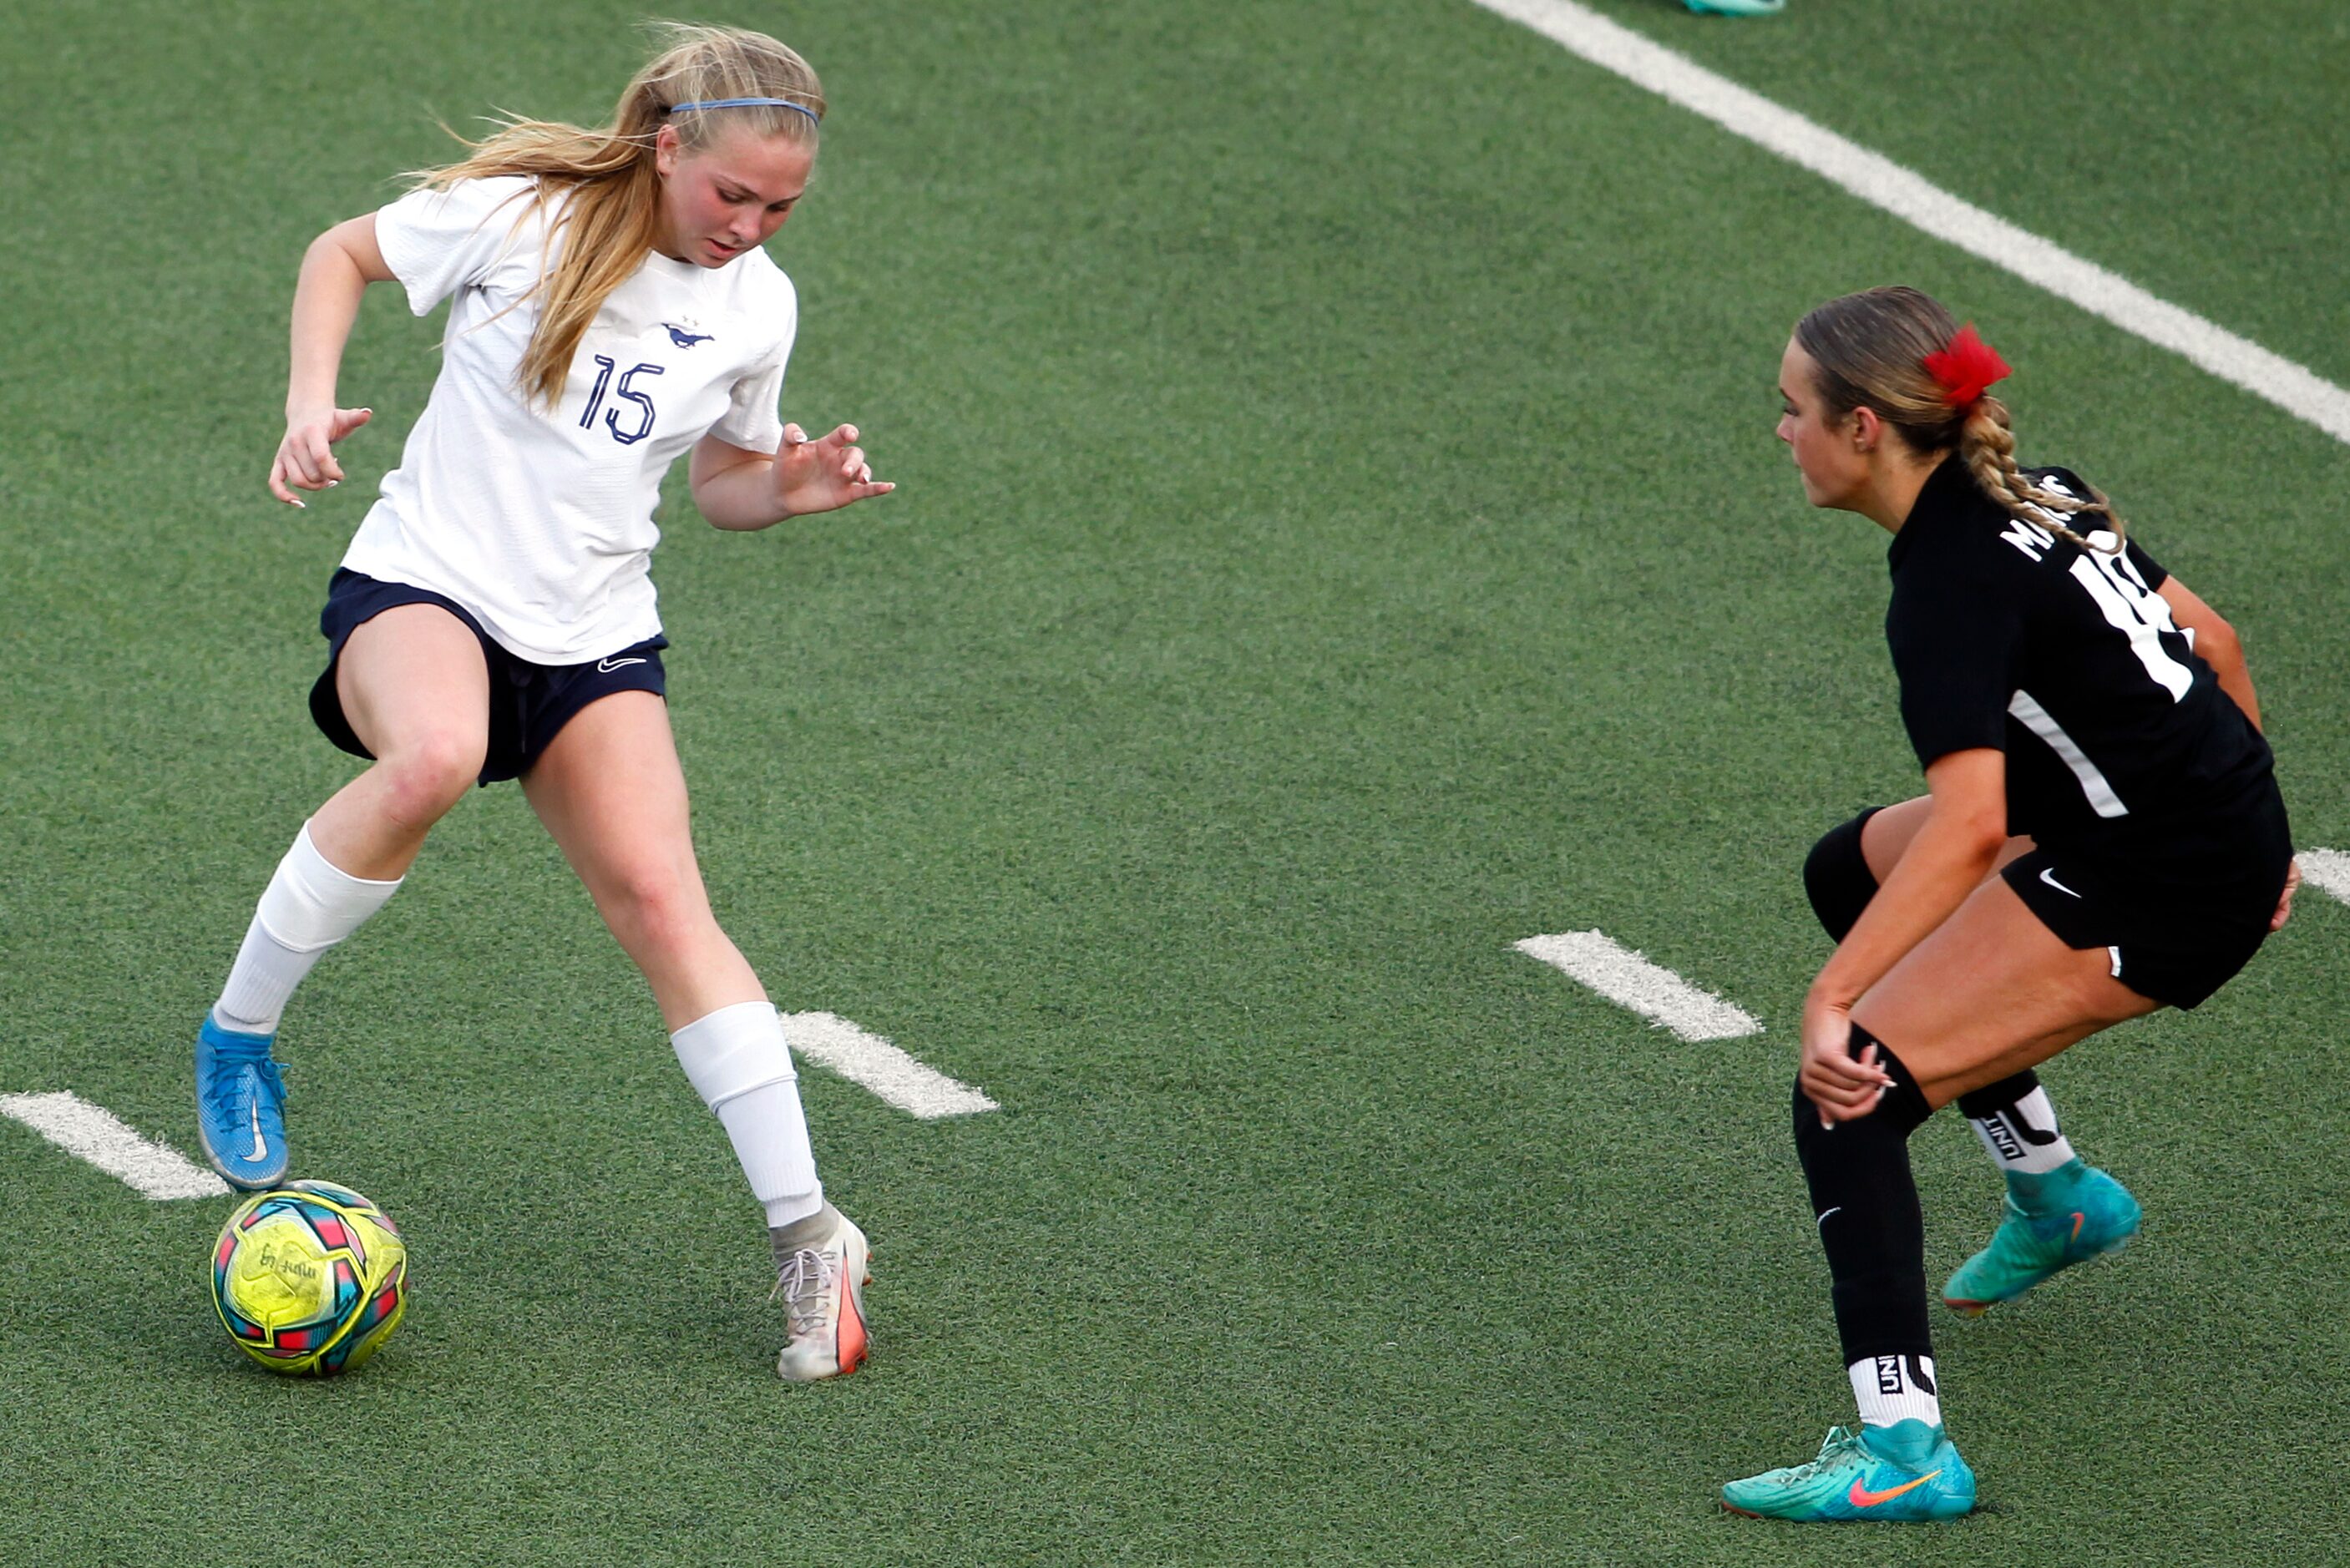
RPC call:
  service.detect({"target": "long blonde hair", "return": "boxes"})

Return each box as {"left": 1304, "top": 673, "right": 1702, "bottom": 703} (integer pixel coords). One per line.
{"left": 413, "top": 23, "right": 824, "bottom": 409}
{"left": 1795, "top": 286, "right": 2128, "bottom": 554}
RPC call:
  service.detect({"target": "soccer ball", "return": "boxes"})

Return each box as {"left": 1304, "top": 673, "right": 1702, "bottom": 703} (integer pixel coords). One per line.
{"left": 211, "top": 1180, "right": 408, "bottom": 1376}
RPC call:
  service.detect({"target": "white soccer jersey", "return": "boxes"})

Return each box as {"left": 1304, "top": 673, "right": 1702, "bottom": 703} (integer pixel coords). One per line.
{"left": 342, "top": 175, "right": 795, "bottom": 665}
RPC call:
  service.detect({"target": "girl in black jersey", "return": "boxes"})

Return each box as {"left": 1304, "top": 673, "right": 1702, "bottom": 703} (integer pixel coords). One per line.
{"left": 1720, "top": 286, "right": 2299, "bottom": 1522}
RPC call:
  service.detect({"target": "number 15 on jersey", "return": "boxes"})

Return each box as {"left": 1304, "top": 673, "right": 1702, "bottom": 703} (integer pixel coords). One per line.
{"left": 580, "top": 357, "right": 664, "bottom": 446}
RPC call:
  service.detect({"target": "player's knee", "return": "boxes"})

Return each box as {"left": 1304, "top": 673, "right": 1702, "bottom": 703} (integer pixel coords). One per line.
{"left": 600, "top": 866, "right": 717, "bottom": 960}
{"left": 373, "top": 730, "right": 483, "bottom": 827}
{"left": 1791, "top": 1024, "right": 1932, "bottom": 1161}
{"left": 1802, "top": 808, "right": 1883, "bottom": 943}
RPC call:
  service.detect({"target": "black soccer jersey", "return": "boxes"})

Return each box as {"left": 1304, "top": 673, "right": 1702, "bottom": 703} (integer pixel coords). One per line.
{"left": 1884, "top": 457, "right": 2276, "bottom": 876}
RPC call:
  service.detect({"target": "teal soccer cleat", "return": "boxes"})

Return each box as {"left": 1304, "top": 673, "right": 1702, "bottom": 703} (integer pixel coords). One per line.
{"left": 1686, "top": 0, "right": 1786, "bottom": 15}
{"left": 1722, "top": 1421, "right": 1977, "bottom": 1521}
{"left": 195, "top": 1016, "right": 291, "bottom": 1190}
{"left": 1943, "top": 1161, "right": 2140, "bottom": 1315}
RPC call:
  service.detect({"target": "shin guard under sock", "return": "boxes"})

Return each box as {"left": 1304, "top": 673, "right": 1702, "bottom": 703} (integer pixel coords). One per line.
{"left": 671, "top": 1001, "right": 824, "bottom": 1229}
{"left": 214, "top": 822, "right": 403, "bottom": 1035}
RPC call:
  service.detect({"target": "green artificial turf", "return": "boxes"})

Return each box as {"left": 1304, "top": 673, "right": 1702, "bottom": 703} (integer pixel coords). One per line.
{"left": 1, "top": 2, "right": 2342, "bottom": 1562}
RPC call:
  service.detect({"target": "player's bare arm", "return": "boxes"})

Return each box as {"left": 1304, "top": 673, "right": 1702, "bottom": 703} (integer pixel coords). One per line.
{"left": 2155, "top": 576, "right": 2258, "bottom": 729}
{"left": 2153, "top": 575, "right": 2298, "bottom": 926}
{"left": 272, "top": 214, "right": 394, "bottom": 507}
{"left": 688, "top": 423, "right": 894, "bottom": 529}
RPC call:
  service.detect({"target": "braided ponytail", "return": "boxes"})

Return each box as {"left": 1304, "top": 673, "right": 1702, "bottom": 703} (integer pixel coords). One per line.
{"left": 1956, "top": 397, "right": 2128, "bottom": 554}
{"left": 1795, "top": 286, "right": 2128, "bottom": 554}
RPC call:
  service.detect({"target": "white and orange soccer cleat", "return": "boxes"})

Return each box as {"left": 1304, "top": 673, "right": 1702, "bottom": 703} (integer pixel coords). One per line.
{"left": 772, "top": 1207, "right": 871, "bottom": 1381}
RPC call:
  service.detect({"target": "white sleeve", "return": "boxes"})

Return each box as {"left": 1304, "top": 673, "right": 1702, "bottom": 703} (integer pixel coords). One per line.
{"left": 709, "top": 285, "right": 797, "bottom": 454}
{"left": 373, "top": 176, "right": 540, "bottom": 317}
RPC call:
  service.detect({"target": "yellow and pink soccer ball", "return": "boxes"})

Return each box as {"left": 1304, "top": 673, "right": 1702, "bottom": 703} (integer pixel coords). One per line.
{"left": 210, "top": 1179, "right": 408, "bottom": 1376}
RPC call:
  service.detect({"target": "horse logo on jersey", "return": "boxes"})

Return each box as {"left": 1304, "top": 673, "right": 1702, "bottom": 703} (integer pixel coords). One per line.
{"left": 663, "top": 323, "right": 716, "bottom": 348}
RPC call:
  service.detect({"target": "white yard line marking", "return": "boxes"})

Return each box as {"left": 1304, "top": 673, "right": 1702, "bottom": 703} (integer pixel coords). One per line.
{"left": 0, "top": 1091, "right": 230, "bottom": 1200}
{"left": 782, "top": 1012, "right": 1000, "bottom": 1119}
{"left": 1515, "top": 932, "right": 1763, "bottom": 1041}
{"left": 1470, "top": 0, "right": 2350, "bottom": 446}
{"left": 2302, "top": 848, "right": 2350, "bottom": 906}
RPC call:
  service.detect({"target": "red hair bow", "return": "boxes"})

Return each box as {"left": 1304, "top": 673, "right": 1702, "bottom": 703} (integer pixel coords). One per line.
{"left": 1922, "top": 324, "right": 2011, "bottom": 408}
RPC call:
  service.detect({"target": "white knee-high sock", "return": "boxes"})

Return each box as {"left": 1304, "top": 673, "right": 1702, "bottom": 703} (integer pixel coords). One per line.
{"left": 212, "top": 822, "right": 403, "bottom": 1036}
{"left": 671, "top": 1001, "right": 824, "bottom": 1228}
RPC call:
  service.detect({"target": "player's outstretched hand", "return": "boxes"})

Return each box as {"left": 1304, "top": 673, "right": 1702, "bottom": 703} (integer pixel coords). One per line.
{"left": 1798, "top": 994, "right": 1896, "bottom": 1128}
{"left": 271, "top": 406, "right": 374, "bottom": 508}
{"left": 2271, "top": 857, "right": 2302, "bottom": 933}
{"left": 773, "top": 422, "right": 895, "bottom": 518}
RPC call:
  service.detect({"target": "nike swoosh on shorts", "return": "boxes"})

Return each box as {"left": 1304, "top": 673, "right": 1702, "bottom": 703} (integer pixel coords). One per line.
{"left": 2039, "top": 867, "right": 2083, "bottom": 898}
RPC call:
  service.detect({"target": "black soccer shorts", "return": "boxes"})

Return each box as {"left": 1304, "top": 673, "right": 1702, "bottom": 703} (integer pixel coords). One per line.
{"left": 2001, "top": 786, "right": 2292, "bottom": 1009}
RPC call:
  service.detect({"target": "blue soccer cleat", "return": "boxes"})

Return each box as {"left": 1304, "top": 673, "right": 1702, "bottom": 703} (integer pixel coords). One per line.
{"left": 1686, "top": 0, "right": 1786, "bottom": 15}
{"left": 195, "top": 1016, "right": 291, "bottom": 1190}
{"left": 1944, "top": 1161, "right": 2140, "bottom": 1315}
{"left": 1722, "top": 1420, "right": 1977, "bottom": 1521}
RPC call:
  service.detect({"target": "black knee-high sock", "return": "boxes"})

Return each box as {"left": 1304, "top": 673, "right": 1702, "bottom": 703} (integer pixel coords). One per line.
{"left": 1792, "top": 1024, "right": 1934, "bottom": 1366}
{"left": 1954, "top": 1070, "right": 2042, "bottom": 1122}
{"left": 1801, "top": 808, "right": 1883, "bottom": 943}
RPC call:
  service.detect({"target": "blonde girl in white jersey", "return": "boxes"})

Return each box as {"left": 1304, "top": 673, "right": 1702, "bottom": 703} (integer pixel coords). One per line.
{"left": 196, "top": 24, "right": 888, "bottom": 1380}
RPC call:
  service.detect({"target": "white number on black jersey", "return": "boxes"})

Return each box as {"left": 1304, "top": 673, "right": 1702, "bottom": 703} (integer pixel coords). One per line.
{"left": 2069, "top": 544, "right": 2193, "bottom": 701}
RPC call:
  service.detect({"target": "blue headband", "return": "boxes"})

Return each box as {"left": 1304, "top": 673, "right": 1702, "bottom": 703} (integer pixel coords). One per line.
{"left": 666, "top": 97, "right": 821, "bottom": 127}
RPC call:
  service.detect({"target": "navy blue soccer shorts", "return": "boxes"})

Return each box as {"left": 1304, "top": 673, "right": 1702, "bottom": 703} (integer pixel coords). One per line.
{"left": 309, "top": 569, "right": 667, "bottom": 786}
